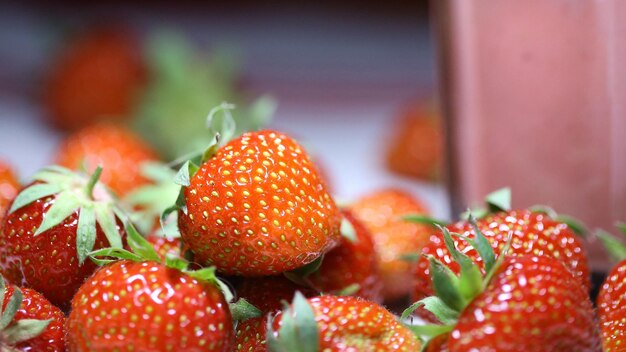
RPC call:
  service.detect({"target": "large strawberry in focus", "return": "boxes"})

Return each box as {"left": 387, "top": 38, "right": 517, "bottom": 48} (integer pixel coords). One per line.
{"left": 268, "top": 294, "right": 421, "bottom": 351}
{"left": 350, "top": 189, "right": 433, "bottom": 300}
{"left": 67, "top": 224, "right": 234, "bottom": 351}
{"left": 55, "top": 123, "right": 159, "bottom": 197}
{"left": 309, "top": 210, "right": 383, "bottom": 302}
{"left": 0, "top": 161, "right": 20, "bottom": 218}
{"left": 0, "top": 279, "right": 66, "bottom": 351}
{"left": 178, "top": 130, "right": 341, "bottom": 276}
{"left": 44, "top": 26, "right": 145, "bottom": 130}
{"left": 0, "top": 166, "right": 127, "bottom": 309}
{"left": 412, "top": 210, "right": 590, "bottom": 311}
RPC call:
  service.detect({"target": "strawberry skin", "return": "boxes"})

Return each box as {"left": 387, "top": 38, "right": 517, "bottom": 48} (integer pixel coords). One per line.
{"left": 309, "top": 210, "right": 383, "bottom": 302}
{"left": 3, "top": 285, "right": 66, "bottom": 351}
{"left": 0, "top": 161, "right": 19, "bottom": 218}
{"left": 55, "top": 123, "right": 159, "bottom": 197}
{"left": 67, "top": 260, "right": 233, "bottom": 351}
{"left": 0, "top": 195, "right": 124, "bottom": 310}
{"left": 146, "top": 234, "right": 183, "bottom": 260}
{"left": 350, "top": 189, "right": 432, "bottom": 300}
{"left": 272, "top": 295, "right": 421, "bottom": 351}
{"left": 413, "top": 210, "right": 590, "bottom": 310}
{"left": 448, "top": 255, "right": 600, "bottom": 351}
{"left": 178, "top": 130, "right": 341, "bottom": 276}
{"left": 598, "top": 259, "right": 626, "bottom": 351}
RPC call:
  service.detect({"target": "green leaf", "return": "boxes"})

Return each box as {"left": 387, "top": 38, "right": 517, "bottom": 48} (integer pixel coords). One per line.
{"left": 216, "top": 278, "right": 235, "bottom": 303}
{"left": 335, "top": 283, "right": 360, "bottom": 296}
{"left": 140, "top": 162, "right": 177, "bottom": 183}
{"left": 89, "top": 248, "right": 143, "bottom": 263}
{"left": 340, "top": 217, "right": 358, "bottom": 243}
{"left": 84, "top": 166, "right": 103, "bottom": 199}
{"left": 403, "top": 297, "right": 459, "bottom": 325}
{"left": 94, "top": 203, "right": 123, "bottom": 249}
{"left": 126, "top": 223, "right": 160, "bottom": 262}
{"left": 207, "top": 102, "right": 237, "bottom": 146}
{"left": 249, "top": 95, "right": 278, "bottom": 129}
{"left": 3, "top": 318, "right": 52, "bottom": 344}
{"left": 164, "top": 253, "right": 187, "bottom": 271}
{"left": 185, "top": 267, "right": 218, "bottom": 285}
{"left": 485, "top": 187, "right": 511, "bottom": 213}
{"left": 201, "top": 135, "right": 221, "bottom": 164}
{"left": 405, "top": 324, "right": 453, "bottom": 338}
{"left": 230, "top": 298, "right": 262, "bottom": 321}
{"left": 440, "top": 228, "right": 482, "bottom": 301}
{"left": 460, "top": 207, "right": 488, "bottom": 220}
{"left": 528, "top": 205, "right": 558, "bottom": 218}
{"left": 428, "top": 257, "right": 465, "bottom": 312}
{"left": 554, "top": 214, "right": 588, "bottom": 237}
{"left": 597, "top": 230, "right": 626, "bottom": 263}
{"left": 76, "top": 205, "right": 97, "bottom": 265}
{"left": 34, "top": 191, "right": 81, "bottom": 236}
{"left": 399, "top": 252, "right": 421, "bottom": 263}
{"left": 8, "top": 183, "right": 63, "bottom": 215}
{"left": 284, "top": 255, "right": 324, "bottom": 286}
{"left": 403, "top": 214, "right": 448, "bottom": 227}
{"left": 174, "top": 161, "right": 192, "bottom": 187}
{"left": 0, "top": 287, "right": 22, "bottom": 329}
{"left": 468, "top": 214, "right": 496, "bottom": 273}
{"left": 267, "top": 292, "right": 319, "bottom": 352}
{"left": 618, "top": 222, "right": 626, "bottom": 236}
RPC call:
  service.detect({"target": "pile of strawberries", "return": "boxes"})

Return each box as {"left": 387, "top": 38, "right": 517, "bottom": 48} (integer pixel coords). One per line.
{"left": 0, "top": 115, "right": 623, "bottom": 351}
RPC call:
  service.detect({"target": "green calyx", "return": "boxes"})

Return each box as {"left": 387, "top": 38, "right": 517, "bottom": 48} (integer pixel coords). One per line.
{"left": 8, "top": 165, "right": 125, "bottom": 265}
{"left": 266, "top": 292, "right": 320, "bottom": 352}
{"left": 283, "top": 255, "right": 325, "bottom": 287}
{"left": 0, "top": 279, "right": 52, "bottom": 348}
{"left": 403, "top": 214, "right": 512, "bottom": 346}
{"left": 460, "top": 187, "right": 511, "bottom": 220}
{"left": 596, "top": 223, "right": 626, "bottom": 263}
{"left": 89, "top": 223, "right": 261, "bottom": 322}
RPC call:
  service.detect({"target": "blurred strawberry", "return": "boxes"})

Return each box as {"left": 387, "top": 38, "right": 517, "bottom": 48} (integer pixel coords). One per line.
{"left": 309, "top": 210, "right": 383, "bottom": 302}
{"left": 386, "top": 102, "right": 443, "bottom": 181}
{"left": 54, "top": 123, "right": 159, "bottom": 197}
{"left": 0, "top": 160, "right": 19, "bottom": 218}
{"left": 350, "top": 189, "right": 433, "bottom": 300}
{"left": 44, "top": 26, "right": 146, "bottom": 130}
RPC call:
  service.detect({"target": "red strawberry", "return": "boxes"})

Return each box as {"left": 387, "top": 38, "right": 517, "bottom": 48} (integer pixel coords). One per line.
{"left": 308, "top": 210, "right": 383, "bottom": 302}
{"left": 269, "top": 294, "right": 421, "bottom": 351}
{"left": 413, "top": 210, "right": 590, "bottom": 313}
{"left": 0, "top": 161, "right": 20, "bottom": 218}
{"left": 146, "top": 234, "right": 183, "bottom": 260}
{"left": 234, "top": 276, "right": 317, "bottom": 351}
{"left": 44, "top": 26, "right": 145, "bottom": 131}
{"left": 0, "top": 166, "right": 127, "bottom": 310}
{"left": 55, "top": 123, "right": 159, "bottom": 197}
{"left": 386, "top": 102, "right": 443, "bottom": 181}
{"left": 448, "top": 255, "right": 599, "bottom": 351}
{"left": 350, "top": 189, "right": 433, "bottom": 300}
{"left": 405, "top": 227, "right": 599, "bottom": 351}
{"left": 0, "top": 279, "right": 65, "bottom": 351}
{"left": 178, "top": 130, "right": 341, "bottom": 276}
{"left": 67, "top": 260, "right": 233, "bottom": 351}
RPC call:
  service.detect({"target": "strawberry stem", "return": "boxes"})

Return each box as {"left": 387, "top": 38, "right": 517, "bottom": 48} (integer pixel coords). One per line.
{"left": 85, "top": 166, "right": 103, "bottom": 199}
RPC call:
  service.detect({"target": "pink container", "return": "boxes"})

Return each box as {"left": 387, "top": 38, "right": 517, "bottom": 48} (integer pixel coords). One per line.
{"left": 434, "top": 0, "right": 626, "bottom": 269}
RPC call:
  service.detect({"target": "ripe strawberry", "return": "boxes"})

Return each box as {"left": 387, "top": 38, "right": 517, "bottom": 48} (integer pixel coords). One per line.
{"left": 146, "top": 234, "right": 183, "bottom": 260}
{"left": 308, "top": 210, "right": 383, "bottom": 302}
{"left": 0, "top": 161, "right": 19, "bottom": 218}
{"left": 67, "top": 224, "right": 234, "bottom": 352}
{"left": 234, "top": 276, "right": 317, "bottom": 351}
{"left": 386, "top": 102, "right": 443, "bottom": 181}
{"left": 67, "top": 260, "right": 233, "bottom": 351}
{"left": 350, "top": 189, "right": 433, "bottom": 300}
{"left": 269, "top": 294, "right": 421, "bottom": 351}
{"left": 0, "top": 166, "right": 127, "bottom": 310}
{"left": 412, "top": 210, "right": 590, "bottom": 312}
{"left": 44, "top": 26, "right": 145, "bottom": 130}
{"left": 405, "top": 227, "right": 599, "bottom": 351}
{"left": 178, "top": 130, "right": 341, "bottom": 276}
{"left": 0, "top": 279, "right": 66, "bottom": 351}
{"left": 448, "top": 255, "right": 599, "bottom": 350}
{"left": 55, "top": 123, "right": 159, "bottom": 197}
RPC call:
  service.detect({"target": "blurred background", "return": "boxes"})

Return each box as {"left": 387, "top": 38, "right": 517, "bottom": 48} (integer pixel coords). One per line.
{"left": 1, "top": 1, "right": 624, "bottom": 269}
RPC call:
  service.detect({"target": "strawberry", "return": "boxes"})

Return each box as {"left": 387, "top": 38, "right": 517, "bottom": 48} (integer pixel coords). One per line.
{"left": 146, "top": 234, "right": 183, "bottom": 261}
{"left": 67, "top": 225, "right": 234, "bottom": 351}
{"left": 44, "top": 26, "right": 145, "bottom": 131}
{"left": 595, "top": 224, "right": 626, "bottom": 351}
{"left": 54, "top": 123, "right": 159, "bottom": 197}
{"left": 234, "top": 276, "right": 317, "bottom": 351}
{"left": 405, "top": 227, "right": 600, "bottom": 351}
{"left": 177, "top": 130, "right": 341, "bottom": 276}
{"left": 308, "top": 210, "right": 383, "bottom": 302}
{"left": 268, "top": 294, "right": 421, "bottom": 351}
{"left": 386, "top": 102, "right": 443, "bottom": 181}
{"left": 0, "top": 166, "right": 127, "bottom": 310}
{"left": 350, "top": 188, "right": 433, "bottom": 300}
{"left": 0, "top": 279, "right": 65, "bottom": 351}
{"left": 412, "top": 210, "right": 590, "bottom": 312}
{"left": 0, "top": 161, "right": 19, "bottom": 218}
